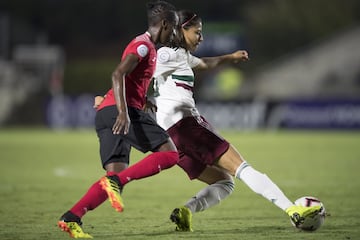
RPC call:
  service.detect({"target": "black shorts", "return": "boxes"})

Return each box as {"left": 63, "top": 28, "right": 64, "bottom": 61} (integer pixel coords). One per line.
{"left": 95, "top": 105, "right": 169, "bottom": 168}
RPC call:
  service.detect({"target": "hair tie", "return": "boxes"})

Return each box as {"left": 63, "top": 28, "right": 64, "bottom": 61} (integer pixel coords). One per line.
{"left": 181, "top": 14, "right": 197, "bottom": 28}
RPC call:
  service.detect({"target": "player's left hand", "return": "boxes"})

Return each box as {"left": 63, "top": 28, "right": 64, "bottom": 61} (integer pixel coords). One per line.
{"left": 94, "top": 96, "right": 105, "bottom": 109}
{"left": 232, "top": 50, "right": 249, "bottom": 63}
{"left": 143, "top": 99, "right": 157, "bottom": 113}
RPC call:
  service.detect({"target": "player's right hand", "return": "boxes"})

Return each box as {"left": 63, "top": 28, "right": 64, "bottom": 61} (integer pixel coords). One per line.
{"left": 232, "top": 50, "right": 249, "bottom": 63}
{"left": 112, "top": 112, "right": 130, "bottom": 135}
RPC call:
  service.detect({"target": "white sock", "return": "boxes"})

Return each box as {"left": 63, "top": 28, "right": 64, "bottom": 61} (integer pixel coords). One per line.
{"left": 185, "top": 179, "right": 235, "bottom": 213}
{"left": 236, "top": 162, "right": 293, "bottom": 211}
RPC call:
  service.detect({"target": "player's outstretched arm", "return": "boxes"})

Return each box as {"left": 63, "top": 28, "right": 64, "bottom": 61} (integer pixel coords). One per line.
{"left": 195, "top": 50, "right": 249, "bottom": 70}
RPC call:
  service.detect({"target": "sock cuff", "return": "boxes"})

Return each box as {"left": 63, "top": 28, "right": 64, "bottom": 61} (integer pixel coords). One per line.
{"left": 235, "top": 161, "right": 250, "bottom": 179}
{"left": 106, "top": 171, "right": 117, "bottom": 176}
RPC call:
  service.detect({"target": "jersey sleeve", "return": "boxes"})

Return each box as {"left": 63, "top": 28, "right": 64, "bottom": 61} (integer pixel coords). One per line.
{"left": 188, "top": 53, "right": 201, "bottom": 68}
{"left": 124, "top": 41, "right": 150, "bottom": 61}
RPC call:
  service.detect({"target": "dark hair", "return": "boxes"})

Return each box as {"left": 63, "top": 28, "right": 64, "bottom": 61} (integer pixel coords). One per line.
{"left": 178, "top": 10, "right": 201, "bottom": 30}
{"left": 167, "top": 10, "right": 201, "bottom": 49}
{"left": 146, "top": 1, "right": 177, "bottom": 26}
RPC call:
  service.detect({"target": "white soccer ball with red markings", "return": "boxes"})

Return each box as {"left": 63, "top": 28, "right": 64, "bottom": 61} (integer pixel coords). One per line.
{"left": 293, "top": 196, "right": 326, "bottom": 231}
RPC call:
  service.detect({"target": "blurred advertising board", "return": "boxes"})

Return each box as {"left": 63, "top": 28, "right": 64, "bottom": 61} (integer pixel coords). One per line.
{"left": 45, "top": 96, "right": 360, "bottom": 130}
{"left": 199, "top": 100, "right": 360, "bottom": 130}
{"left": 267, "top": 100, "right": 360, "bottom": 129}
{"left": 46, "top": 94, "right": 96, "bottom": 129}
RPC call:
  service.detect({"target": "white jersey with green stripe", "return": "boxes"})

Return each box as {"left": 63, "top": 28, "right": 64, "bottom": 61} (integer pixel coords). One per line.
{"left": 153, "top": 47, "right": 202, "bottom": 130}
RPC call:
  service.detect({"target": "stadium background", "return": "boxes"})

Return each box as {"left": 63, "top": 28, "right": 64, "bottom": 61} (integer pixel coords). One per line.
{"left": 1, "top": 0, "right": 360, "bottom": 130}
{"left": 1, "top": 1, "right": 360, "bottom": 239}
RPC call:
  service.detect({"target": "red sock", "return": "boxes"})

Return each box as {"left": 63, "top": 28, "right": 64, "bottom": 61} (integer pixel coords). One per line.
{"left": 117, "top": 151, "right": 178, "bottom": 186}
{"left": 70, "top": 179, "right": 108, "bottom": 218}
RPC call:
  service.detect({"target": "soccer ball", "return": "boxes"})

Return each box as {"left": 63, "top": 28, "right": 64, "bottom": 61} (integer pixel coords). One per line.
{"left": 292, "top": 196, "right": 326, "bottom": 231}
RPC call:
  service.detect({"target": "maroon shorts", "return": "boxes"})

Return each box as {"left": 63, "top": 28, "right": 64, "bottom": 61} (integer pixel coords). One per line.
{"left": 167, "top": 116, "right": 229, "bottom": 179}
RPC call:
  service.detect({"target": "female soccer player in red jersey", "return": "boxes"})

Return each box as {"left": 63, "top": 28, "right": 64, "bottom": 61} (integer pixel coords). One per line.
{"left": 152, "top": 10, "right": 322, "bottom": 232}
{"left": 57, "top": 1, "right": 178, "bottom": 238}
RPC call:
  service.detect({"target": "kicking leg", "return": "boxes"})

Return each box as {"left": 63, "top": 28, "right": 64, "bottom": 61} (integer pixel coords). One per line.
{"left": 217, "top": 145, "right": 322, "bottom": 226}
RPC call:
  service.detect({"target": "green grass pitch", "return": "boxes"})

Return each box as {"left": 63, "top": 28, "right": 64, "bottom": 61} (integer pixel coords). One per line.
{"left": 0, "top": 128, "right": 359, "bottom": 239}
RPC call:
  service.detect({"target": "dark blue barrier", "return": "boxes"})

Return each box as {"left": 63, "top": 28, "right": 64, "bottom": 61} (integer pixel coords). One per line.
{"left": 46, "top": 94, "right": 96, "bottom": 129}
{"left": 268, "top": 100, "right": 360, "bottom": 129}
{"left": 46, "top": 97, "right": 360, "bottom": 130}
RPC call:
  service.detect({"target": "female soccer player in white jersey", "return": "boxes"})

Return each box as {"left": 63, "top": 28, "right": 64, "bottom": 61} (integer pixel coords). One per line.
{"left": 152, "top": 9, "right": 322, "bottom": 231}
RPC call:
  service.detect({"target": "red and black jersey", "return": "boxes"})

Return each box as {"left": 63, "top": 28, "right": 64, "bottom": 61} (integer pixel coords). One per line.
{"left": 98, "top": 32, "right": 156, "bottom": 111}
